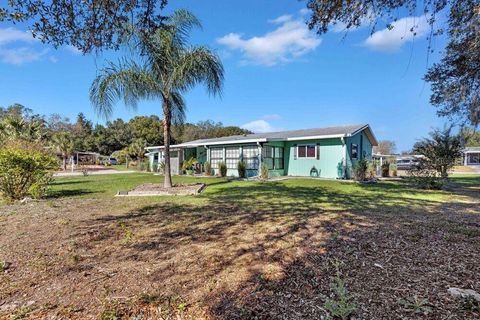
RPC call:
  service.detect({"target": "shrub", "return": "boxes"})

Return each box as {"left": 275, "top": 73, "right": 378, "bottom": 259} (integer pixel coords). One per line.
{"left": 151, "top": 163, "right": 158, "bottom": 173}
{"left": 218, "top": 161, "right": 227, "bottom": 177}
{"left": 204, "top": 161, "right": 211, "bottom": 176}
{"left": 381, "top": 160, "right": 390, "bottom": 177}
{"left": 237, "top": 160, "right": 246, "bottom": 178}
{"left": 157, "top": 161, "right": 166, "bottom": 175}
{"left": 260, "top": 163, "right": 269, "bottom": 180}
{"left": 0, "top": 141, "right": 58, "bottom": 202}
{"left": 408, "top": 164, "right": 445, "bottom": 189}
{"left": 182, "top": 157, "right": 198, "bottom": 173}
{"left": 352, "top": 159, "right": 369, "bottom": 181}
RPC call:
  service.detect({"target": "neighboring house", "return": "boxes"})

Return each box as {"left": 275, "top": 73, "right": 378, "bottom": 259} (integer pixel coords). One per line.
{"left": 462, "top": 147, "right": 480, "bottom": 166}
{"left": 146, "top": 124, "right": 378, "bottom": 179}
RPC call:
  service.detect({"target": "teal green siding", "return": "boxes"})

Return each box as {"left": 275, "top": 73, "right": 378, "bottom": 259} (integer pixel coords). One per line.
{"left": 285, "top": 138, "right": 344, "bottom": 178}
{"left": 345, "top": 131, "right": 373, "bottom": 178}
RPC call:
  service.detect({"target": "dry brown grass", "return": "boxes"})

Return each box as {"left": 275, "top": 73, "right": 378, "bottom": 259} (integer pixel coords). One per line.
{"left": 0, "top": 176, "right": 479, "bottom": 319}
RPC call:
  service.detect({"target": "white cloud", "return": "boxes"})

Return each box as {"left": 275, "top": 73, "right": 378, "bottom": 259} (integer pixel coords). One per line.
{"left": 65, "top": 45, "right": 82, "bottom": 55}
{"left": 0, "top": 47, "right": 49, "bottom": 65}
{"left": 261, "top": 114, "right": 281, "bottom": 121}
{"left": 241, "top": 120, "right": 274, "bottom": 133}
{"left": 217, "top": 14, "right": 321, "bottom": 66}
{"left": 364, "top": 16, "right": 430, "bottom": 52}
{"left": 0, "top": 27, "right": 51, "bottom": 65}
{"left": 0, "top": 27, "right": 36, "bottom": 45}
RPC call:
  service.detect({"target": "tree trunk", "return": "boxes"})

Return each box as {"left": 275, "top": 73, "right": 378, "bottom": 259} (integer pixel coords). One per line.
{"left": 163, "top": 99, "right": 173, "bottom": 188}
{"left": 62, "top": 155, "right": 67, "bottom": 171}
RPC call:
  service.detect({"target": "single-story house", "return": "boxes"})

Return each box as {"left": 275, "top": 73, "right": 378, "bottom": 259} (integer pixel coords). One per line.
{"left": 146, "top": 124, "right": 378, "bottom": 179}
{"left": 462, "top": 147, "right": 480, "bottom": 166}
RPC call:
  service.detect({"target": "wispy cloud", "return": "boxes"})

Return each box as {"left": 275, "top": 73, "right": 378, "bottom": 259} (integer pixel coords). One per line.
{"left": 261, "top": 114, "right": 282, "bottom": 121}
{"left": 0, "top": 47, "right": 49, "bottom": 65}
{"left": 217, "top": 13, "right": 321, "bottom": 66}
{"left": 241, "top": 120, "right": 275, "bottom": 133}
{"left": 65, "top": 45, "right": 82, "bottom": 55}
{"left": 364, "top": 16, "right": 430, "bottom": 52}
{"left": 0, "top": 27, "right": 49, "bottom": 65}
{"left": 0, "top": 28, "right": 36, "bottom": 45}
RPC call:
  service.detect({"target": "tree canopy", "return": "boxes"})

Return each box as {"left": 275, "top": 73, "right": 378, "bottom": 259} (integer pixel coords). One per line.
{"left": 0, "top": 0, "right": 168, "bottom": 53}
{"left": 305, "top": 0, "right": 480, "bottom": 126}
{"left": 373, "top": 140, "right": 397, "bottom": 155}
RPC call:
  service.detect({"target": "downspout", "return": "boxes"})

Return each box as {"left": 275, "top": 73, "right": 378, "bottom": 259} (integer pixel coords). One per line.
{"left": 341, "top": 137, "right": 347, "bottom": 179}
{"left": 257, "top": 142, "right": 263, "bottom": 177}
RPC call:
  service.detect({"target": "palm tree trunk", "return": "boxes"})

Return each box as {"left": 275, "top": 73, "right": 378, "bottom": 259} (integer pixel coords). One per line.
{"left": 163, "top": 100, "right": 173, "bottom": 188}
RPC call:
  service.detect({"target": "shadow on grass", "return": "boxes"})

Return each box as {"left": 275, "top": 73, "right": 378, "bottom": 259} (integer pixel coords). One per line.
{"left": 63, "top": 178, "right": 480, "bottom": 319}
{"left": 46, "top": 189, "right": 95, "bottom": 199}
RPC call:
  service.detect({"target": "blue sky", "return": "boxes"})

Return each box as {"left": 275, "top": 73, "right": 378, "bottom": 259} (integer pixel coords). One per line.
{"left": 0, "top": 0, "right": 448, "bottom": 151}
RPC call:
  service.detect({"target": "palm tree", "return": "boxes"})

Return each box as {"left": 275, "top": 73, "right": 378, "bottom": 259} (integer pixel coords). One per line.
{"left": 52, "top": 131, "right": 75, "bottom": 170}
{"left": 90, "top": 9, "right": 224, "bottom": 188}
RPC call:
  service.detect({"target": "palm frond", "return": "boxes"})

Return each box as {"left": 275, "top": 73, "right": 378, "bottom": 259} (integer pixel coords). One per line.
{"left": 166, "top": 9, "right": 202, "bottom": 47}
{"left": 169, "top": 91, "right": 187, "bottom": 125}
{"left": 90, "top": 60, "right": 161, "bottom": 119}
{"left": 173, "top": 46, "right": 224, "bottom": 97}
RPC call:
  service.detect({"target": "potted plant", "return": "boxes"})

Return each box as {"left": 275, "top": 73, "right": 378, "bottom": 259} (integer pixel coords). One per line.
{"left": 182, "top": 157, "right": 198, "bottom": 175}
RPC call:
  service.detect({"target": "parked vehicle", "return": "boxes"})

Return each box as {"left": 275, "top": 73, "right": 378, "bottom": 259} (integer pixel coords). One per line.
{"left": 396, "top": 157, "right": 420, "bottom": 170}
{"left": 103, "top": 157, "right": 118, "bottom": 165}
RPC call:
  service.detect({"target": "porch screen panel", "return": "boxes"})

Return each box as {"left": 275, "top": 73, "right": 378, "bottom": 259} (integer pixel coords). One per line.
{"left": 243, "top": 146, "right": 259, "bottom": 169}
{"left": 226, "top": 147, "right": 240, "bottom": 169}
{"left": 210, "top": 147, "right": 223, "bottom": 169}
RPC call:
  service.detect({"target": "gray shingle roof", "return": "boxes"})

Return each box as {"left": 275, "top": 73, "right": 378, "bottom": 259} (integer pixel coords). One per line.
{"left": 183, "top": 124, "right": 369, "bottom": 145}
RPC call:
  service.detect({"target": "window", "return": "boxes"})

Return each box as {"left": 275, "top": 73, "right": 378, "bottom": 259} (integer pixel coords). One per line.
{"left": 297, "top": 144, "right": 317, "bottom": 159}
{"left": 262, "top": 146, "right": 284, "bottom": 169}
{"left": 468, "top": 153, "right": 479, "bottom": 164}
{"left": 225, "top": 147, "right": 240, "bottom": 169}
{"left": 351, "top": 144, "right": 358, "bottom": 160}
{"left": 210, "top": 147, "right": 223, "bottom": 169}
{"left": 242, "top": 146, "right": 259, "bottom": 169}
{"left": 153, "top": 153, "right": 159, "bottom": 162}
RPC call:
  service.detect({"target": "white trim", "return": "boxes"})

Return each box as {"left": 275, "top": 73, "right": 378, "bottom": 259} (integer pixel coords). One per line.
{"left": 285, "top": 134, "right": 345, "bottom": 141}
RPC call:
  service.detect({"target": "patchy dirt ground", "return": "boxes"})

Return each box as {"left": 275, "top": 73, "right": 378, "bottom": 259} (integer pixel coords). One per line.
{"left": 0, "top": 178, "right": 479, "bottom": 319}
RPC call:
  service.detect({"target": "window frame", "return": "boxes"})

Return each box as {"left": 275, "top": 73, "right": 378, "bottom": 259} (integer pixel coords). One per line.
{"left": 351, "top": 144, "right": 358, "bottom": 160}
{"left": 297, "top": 144, "right": 317, "bottom": 159}
{"left": 262, "top": 145, "right": 284, "bottom": 170}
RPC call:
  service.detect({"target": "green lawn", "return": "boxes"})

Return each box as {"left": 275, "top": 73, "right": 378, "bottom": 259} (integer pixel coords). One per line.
{"left": 49, "top": 173, "right": 478, "bottom": 211}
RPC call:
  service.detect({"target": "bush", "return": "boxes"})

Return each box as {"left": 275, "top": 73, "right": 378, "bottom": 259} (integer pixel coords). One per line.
{"left": 381, "top": 160, "right": 390, "bottom": 177}
{"left": 0, "top": 142, "right": 58, "bottom": 202}
{"left": 408, "top": 164, "right": 445, "bottom": 189}
{"left": 237, "top": 160, "right": 246, "bottom": 178}
{"left": 352, "top": 159, "right": 369, "bottom": 181}
{"left": 158, "top": 161, "right": 165, "bottom": 175}
{"left": 218, "top": 161, "right": 227, "bottom": 177}
{"left": 204, "top": 161, "right": 211, "bottom": 176}
{"left": 182, "top": 157, "right": 198, "bottom": 172}
{"left": 260, "top": 163, "right": 269, "bottom": 180}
